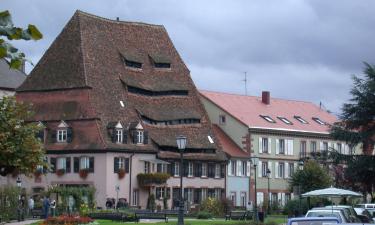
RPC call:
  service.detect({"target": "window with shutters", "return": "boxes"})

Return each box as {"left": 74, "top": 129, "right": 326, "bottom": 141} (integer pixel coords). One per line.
{"left": 136, "top": 130, "right": 144, "bottom": 144}
{"left": 114, "top": 157, "right": 129, "bottom": 173}
{"left": 132, "top": 189, "right": 139, "bottom": 206}
{"left": 156, "top": 187, "right": 166, "bottom": 199}
{"left": 337, "top": 143, "right": 342, "bottom": 153}
{"left": 215, "top": 164, "right": 220, "bottom": 178}
{"left": 157, "top": 163, "right": 168, "bottom": 173}
{"left": 279, "top": 139, "right": 285, "bottom": 154}
{"left": 261, "top": 162, "right": 268, "bottom": 177}
{"left": 57, "top": 129, "right": 67, "bottom": 142}
{"left": 262, "top": 138, "right": 269, "bottom": 153}
{"left": 240, "top": 192, "right": 247, "bottom": 207}
{"left": 201, "top": 163, "right": 207, "bottom": 177}
{"left": 278, "top": 162, "right": 285, "bottom": 178}
{"left": 116, "top": 129, "right": 123, "bottom": 143}
{"left": 185, "top": 188, "right": 193, "bottom": 203}
{"left": 144, "top": 161, "right": 150, "bottom": 174}
{"left": 188, "top": 162, "right": 193, "bottom": 177}
{"left": 311, "top": 141, "right": 317, "bottom": 153}
{"left": 322, "top": 142, "right": 328, "bottom": 152}
{"left": 202, "top": 188, "right": 208, "bottom": 201}
{"left": 80, "top": 157, "right": 90, "bottom": 169}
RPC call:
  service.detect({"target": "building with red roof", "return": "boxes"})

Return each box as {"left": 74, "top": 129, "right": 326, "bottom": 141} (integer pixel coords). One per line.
{"left": 200, "top": 90, "right": 359, "bottom": 209}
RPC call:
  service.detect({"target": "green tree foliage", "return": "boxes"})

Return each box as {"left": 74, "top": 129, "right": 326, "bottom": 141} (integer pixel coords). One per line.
{"left": 0, "top": 10, "right": 42, "bottom": 69}
{"left": 330, "top": 62, "right": 375, "bottom": 155}
{"left": 0, "top": 96, "right": 45, "bottom": 176}
{"left": 289, "top": 160, "right": 332, "bottom": 194}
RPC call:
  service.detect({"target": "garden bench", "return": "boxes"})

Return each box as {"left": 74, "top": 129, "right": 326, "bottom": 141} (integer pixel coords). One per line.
{"left": 135, "top": 211, "right": 168, "bottom": 223}
{"left": 88, "top": 212, "right": 125, "bottom": 222}
{"left": 31, "top": 209, "right": 44, "bottom": 219}
{"left": 225, "top": 210, "right": 248, "bottom": 221}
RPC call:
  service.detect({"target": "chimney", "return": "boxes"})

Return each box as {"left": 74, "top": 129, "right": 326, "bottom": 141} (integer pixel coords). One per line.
{"left": 116, "top": 17, "right": 120, "bottom": 21}
{"left": 262, "top": 91, "right": 270, "bottom": 105}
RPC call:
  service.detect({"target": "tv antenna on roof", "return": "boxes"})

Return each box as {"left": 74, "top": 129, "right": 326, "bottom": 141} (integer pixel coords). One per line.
{"left": 242, "top": 72, "right": 248, "bottom": 95}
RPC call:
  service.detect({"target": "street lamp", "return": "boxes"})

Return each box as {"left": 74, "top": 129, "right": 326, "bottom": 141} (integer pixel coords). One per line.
{"left": 298, "top": 160, "right": 304, "bottom": 216}
{"left": 250, "top": 156, "right": 259, "bottom": 223}
{"left": 265, "top": 168, "right": 271, "bottom": 215}
{"left": 176, "top": 135, "right": 187, "bottom": 225}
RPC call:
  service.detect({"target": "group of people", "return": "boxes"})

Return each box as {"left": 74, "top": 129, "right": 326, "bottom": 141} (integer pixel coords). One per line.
{"left": 105, "top": 198, "right": 128, "bottom": 209}
{"left": 27, "top": 196, "right": 56, "bottom": 219}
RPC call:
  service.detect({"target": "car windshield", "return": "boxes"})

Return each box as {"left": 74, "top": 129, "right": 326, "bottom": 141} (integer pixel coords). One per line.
{"left": 291, "top": 220, "right": 339, "bottom": 225}
{"left": 306, "top": 212, "right": 343, "bottom": 223}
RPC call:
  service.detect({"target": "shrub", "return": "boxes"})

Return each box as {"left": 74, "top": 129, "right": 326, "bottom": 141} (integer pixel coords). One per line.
{"left": 137, "top": 173, "right": 170, "bottom": 187}
{"left": 41, "top": 215, "right": 95, "bottom": 225}
{"left": 146, "top": 194, "right": 156, "bottom": 211}
{"left": 196, "top": 211, "right": 212, "bottom": 219}
{"left": 200, "top": 197, "right": 224, "bottom": 216}
{"left": 221, "top": 198, "right": 233, "bottom": 214}
{"left": 283, "top": 199, "right": 308, "bottom": 217}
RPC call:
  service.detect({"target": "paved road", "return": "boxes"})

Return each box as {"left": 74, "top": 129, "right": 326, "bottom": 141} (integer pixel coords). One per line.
{"left": 4, "top": 219, "right": 41, "bottom": 225}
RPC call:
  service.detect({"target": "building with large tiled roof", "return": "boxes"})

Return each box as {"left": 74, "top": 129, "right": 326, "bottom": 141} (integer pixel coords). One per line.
{"left": 12, "top": 11, "right": 227, "bottom": 208}
{"left": 0, "top": 58, "right": 26, "bottom": 98}
{"left": 200, "top": 90, "right": 361, "bottom": 210}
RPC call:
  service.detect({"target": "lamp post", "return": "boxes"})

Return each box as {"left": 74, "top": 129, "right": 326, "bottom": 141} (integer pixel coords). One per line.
{"left": 250, "top": 156, "right": 259, "bottom": 223}
{"left": 298, "top": 160, "right": 304, "bottom": 216}
{"left": 16, "top": 177, "right": 22, "bottom": 221}
{"left": 176, "top": 135, "right": 187, "bottom": 225}
{"left": 266, "top": 168, "right": 271, "bottom": 215}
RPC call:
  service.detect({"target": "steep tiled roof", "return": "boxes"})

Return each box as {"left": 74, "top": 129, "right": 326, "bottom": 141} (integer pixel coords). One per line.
{"left": 200, "top": 90, "right": 337, "bottom": 134}
{"left": 16, "top": 11, "right": 225, "bottom": 161}
{"left": 212, "top": 125, "right": 248, "bottom": 158}
{"left": 0, "top": 59, "right": 26, "bottom": 90}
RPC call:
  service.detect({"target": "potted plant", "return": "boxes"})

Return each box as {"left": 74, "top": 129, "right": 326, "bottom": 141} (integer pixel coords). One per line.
{"left": 56, "top": 168, "right": 65, "bottom": 177}
{"left": 118, "top": 168, "right": 126, "bottom": 179}
{"left": 79, "top": 169, "right": 89, "bottom": 179}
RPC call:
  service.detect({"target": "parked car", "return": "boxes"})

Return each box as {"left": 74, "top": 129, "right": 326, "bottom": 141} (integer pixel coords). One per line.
{"left": 324, "top": 205, "right": 362, "bottom": 223}
{"left": 287, "top": 217, "right": 340, "bottom": 225}
{"left": 354, "top": 207, "right": 375, "bottom": 223}
{"left": 355, "top": 204, "right": 375, "bottom": 218}
{"left": 305, "top": 208, "right": 349, "bottom": 223}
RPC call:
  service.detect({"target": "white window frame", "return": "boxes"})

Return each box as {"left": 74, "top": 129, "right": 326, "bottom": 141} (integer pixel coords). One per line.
{"left": 219, "top": 115, "right": 226, "bottom": 125}
{"left": 288, "top": 163, "right": 294, "bottom": 177}
{"left": 132, "top": 189, "right": 139, "bottom": 206}
{"left": 300, "top": 141, "right": 307, "bottom": 157}
{"left": 215, "top": 164, "right": 221, "bottom": 178}
{"left": 262, "top": 138, "right": 269, "bottom": 153}
{"left": 186, "top": 188, "right": 193, "bottom": 203}
{"left": 260, "top": 115, "right": 276, "bottom": 123}
{"left": 278, "top": 117, "right": 292, "bottom": 125}
{"left": 240, "top": 192, "right": 247, "bottom": 207}
{"left": 231, "top": 160, "right": 236, "bottom": 176}
{"left": 214, "top": 188, "right": 221, "bottom": 200}
{"left": 80, "top": 156, "right": 90, "bottom": 169}
{"left": 313, "top": 117, "right": 325, "bottom": 125}
{"left": 230, "top": 192, "right": 236, "bottom": 206}
{"left": 118, "top": 157, "right": 125, "bottom": 169}
{"left": 262, "top": 161, "right": 268, "bottom": 177}
{"left": 156, "top": 187, "right": 166, "bottom": 199}
{"left": 188, "top": 162, "right": 193, "bottom": 177}
{"left": 201, "top": 163, "right": 207, "bottom": 177}
{"left": 57, "top": 157, "right": 66, "bottom": 170}
{"left": 323, "top": 142, "right": 328, "bottom": 151}
{"left": 337, "top": 143, "right": 342, "bottom": 153}
{"left": 136, "top": 130, "right": 144, "bottom": 144}
{"left": 202, "top": 188, "right": 208, "bottom": 201}
{"left": 294, "top": 116, "right": 308, "bottom": 124}
{"left": 116, "top": 129, "right": 123, "bottom": 143}
{"left": 174, "top": 162, "right": 180, "bottom": 177}
{"left": 279, "top": 139, "right": 285, "bottom": 154}
{"left": 278, "top": 162, "right": 285, "bottom": 178}
{"left": 57, "top": 129, "right": 67, "bottom": 143}
{"left": 311, "top": 141, "right": 317, "bottom": 153}
{"left": 242, "top": 161, "right": 247, "bottom": 177}
{"left": 144, "top": 161, "right": 150, "bottom": 173}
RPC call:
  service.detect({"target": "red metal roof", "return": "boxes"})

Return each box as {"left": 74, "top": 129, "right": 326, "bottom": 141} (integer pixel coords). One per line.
{"left": 201, "top": 90, "right": 337, "bottom": 134}
{"left": 212, "top": 124, "right": 249, "bottom": 158}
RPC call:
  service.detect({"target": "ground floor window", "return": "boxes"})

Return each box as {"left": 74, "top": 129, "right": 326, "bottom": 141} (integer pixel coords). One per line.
{"left": 240, "top": 192, "right": 247, "bottom": 207}
{"left": 230, "top": 192, "right": 236, "bottom": 206}
{"left": 132, "top": 189, "right": 139, "bottom": 206}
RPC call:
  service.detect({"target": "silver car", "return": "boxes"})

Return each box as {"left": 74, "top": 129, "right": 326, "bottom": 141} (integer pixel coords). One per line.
{"left": 305, "top": 209, "right": 349, "bottom": 223}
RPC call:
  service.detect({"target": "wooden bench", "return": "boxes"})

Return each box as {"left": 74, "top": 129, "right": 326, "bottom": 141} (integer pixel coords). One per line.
{"left": 225, "top": 211, "right": 247, "bottom": 221}
{"left": 135, "top": 211, "right": 168, "bottom": 223}
{"left": 31, "top": 209, "right": 44, "bottom": 219}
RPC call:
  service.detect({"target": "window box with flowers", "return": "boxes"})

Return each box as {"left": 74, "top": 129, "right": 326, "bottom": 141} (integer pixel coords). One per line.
{"left": 56, "top": 169, "right": 65, "bottom": 177}
{"left": 118, "top": 168, "right": 126, "bottom": 179}
{"left": 137, "top": 173, "right": 170, "bottom": 188}
{"left": 79, "top": 169, "right": 89, "bottom": 179}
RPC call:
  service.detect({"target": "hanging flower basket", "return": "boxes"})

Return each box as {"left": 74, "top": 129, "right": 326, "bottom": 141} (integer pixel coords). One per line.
{"left": 79, "top": 169, "right": 89, "bottom": 179}
{"left": 118, "top": 169, "right": 126, "bottom": 179}
{"left": 56, "top": 169, "right": 65, "bottom": 177}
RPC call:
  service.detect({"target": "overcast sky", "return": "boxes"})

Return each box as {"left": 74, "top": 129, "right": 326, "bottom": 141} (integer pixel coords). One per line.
{"left": 3, "top": 0, "right": 375, "bottom": 114}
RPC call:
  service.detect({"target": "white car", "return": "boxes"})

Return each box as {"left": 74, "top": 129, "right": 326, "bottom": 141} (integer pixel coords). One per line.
{"left": 305, "top": 209, "right": 349, "bottom": 223}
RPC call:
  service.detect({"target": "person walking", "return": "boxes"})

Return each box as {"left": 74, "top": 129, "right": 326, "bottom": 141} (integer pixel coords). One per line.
{"left": 42, "top": 196, "right": 50, "bottom": 219}
{"left": 50, "top": 199, "right": 56, "bottom": 217}
{"left": 28, "top": 197, "right": 34, "bottom": 217}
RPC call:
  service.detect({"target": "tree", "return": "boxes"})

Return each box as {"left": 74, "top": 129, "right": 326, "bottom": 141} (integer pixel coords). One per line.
{"left": 0, "top": 10, "right": 42, "bottom": 69}
{"left": 330, "top": 62, "right": 375, "bottom": 155}
{"left": 289, "top": 160, "right": 332, "bottom": 194}
{"left": 0, "top": 96, "right": 45, "bottom": 176}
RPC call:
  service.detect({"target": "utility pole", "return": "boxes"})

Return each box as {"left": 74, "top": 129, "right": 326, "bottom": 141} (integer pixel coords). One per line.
{"left": 242, "top": 72, "right": 248, "bottom": 95}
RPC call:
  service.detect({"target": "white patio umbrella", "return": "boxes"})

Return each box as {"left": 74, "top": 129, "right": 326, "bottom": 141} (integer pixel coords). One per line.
{"left": 301, "top": 187, "right": 362, "bottom": 198}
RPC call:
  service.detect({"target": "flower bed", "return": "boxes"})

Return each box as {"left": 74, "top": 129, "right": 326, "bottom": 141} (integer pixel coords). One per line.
{"left": 41, "top": 215, "right": 96, "bottom": 225}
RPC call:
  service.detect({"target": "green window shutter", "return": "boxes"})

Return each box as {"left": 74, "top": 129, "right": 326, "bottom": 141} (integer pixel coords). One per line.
{"left": 114, "top": 157, "right": 119, "bottom": 173}
{"left": 73, "top": 157, "right": 79, "bottom": 173}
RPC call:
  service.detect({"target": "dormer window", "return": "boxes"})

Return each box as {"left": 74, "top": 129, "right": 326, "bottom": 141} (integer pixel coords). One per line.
{"left": 260, "top": 115, "right": 276, "bottom": 123}
{"left": 125, "top": 59, "right": 142, "bottom": 69}
{"left": 56, "top": 121, "right": 72, "bottom": 143}
{"left": 277, "top": 117, "right": 293, "bottom": 125}
{"left": 121, "top": 53, "right": 142, "bottom": 69}
{"left": 294, "top": 116, "right": 308, "bottom": 124}
{"left": 312, "top": 117, "right": 325, "bottom": 125}
{"left": 116, "top": 129, "right": 123, "bottom": 143}
{"left": 136, "top": 130, "right": 144, "bottom": 144}
{"left": 150, "top": 54, "right": 171, "bottom": 69}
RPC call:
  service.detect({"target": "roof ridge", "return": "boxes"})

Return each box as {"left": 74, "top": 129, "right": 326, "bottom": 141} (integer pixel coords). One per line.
{"left": 199, "top": 89, "right": 316, "bottom": 104}
{"left": 75, "top": 10, "right": 164, "bottom": 29}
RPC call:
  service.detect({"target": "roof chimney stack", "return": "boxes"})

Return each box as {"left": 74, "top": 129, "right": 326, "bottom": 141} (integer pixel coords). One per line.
{"left": 262, "top": 91, "right": 270, "bottom": 105}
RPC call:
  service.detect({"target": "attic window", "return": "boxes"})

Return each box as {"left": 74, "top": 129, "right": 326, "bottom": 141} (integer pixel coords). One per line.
{"left": 120, "top": 101, "right": 125, "bottom": 108}
{"left": 312, "top": 117, "right": 325, "bottom": 125}
{"left": 294, "top": 116, "right": 308, "bottom": 124}
{"left": 260, "top": 115, "right": 276, "bottom": 123}
{"left": 277, "top": 117, "right": 293, "bottom": 125}
{"left": 124, "top": 59, "right": 142, "bottom": 69}
{"left": 208, "top": 136, "right": 214, "bottom": 144}
{"left": 150, "top": 54, "right": 171, "bottom": 69}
